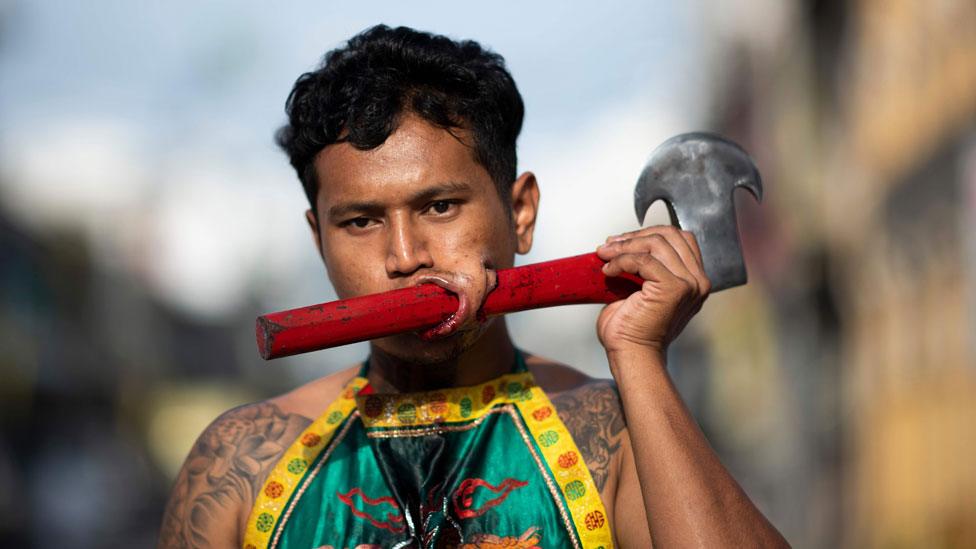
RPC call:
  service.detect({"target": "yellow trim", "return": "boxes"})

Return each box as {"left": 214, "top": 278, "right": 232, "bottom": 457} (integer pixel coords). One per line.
{"left": 515, "top": 385, "right": 614, "bottom": 548}
{"left": 242, "top": 376, "right": 368, "bottom": 549}
{"left": 355, "top": 372, "right": 537, "bottom": 429}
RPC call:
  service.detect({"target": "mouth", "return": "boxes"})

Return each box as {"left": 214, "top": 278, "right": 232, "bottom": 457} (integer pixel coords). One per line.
{"left": 416, "top": 275, "right": 468, "bottom": 341}
{"left": 407, "top": 261, "right": 496, "bottom": 341}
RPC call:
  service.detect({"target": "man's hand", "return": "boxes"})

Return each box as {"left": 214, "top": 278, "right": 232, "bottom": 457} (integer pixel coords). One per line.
{"left": 595, "top": 225, "right": 711, "bottom": 357}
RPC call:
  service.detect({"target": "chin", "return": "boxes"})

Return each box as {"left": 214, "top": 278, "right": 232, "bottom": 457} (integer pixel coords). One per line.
{"left": 372, "top": 323, "right": 489, "bottom": 365}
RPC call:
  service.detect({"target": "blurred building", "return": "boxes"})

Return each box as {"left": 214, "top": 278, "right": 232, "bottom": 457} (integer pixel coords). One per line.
{"left": 694, "top": 0, "right": 976, "bottom": 546}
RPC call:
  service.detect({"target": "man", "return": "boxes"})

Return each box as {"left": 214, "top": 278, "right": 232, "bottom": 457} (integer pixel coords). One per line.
{"left": 159, "top": 25, "right": 788, "bottom": 548}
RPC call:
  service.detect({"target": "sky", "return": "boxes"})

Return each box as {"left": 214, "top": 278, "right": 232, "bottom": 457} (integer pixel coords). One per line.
{"left": 0, "top": 0, "right": 709, "bottom": 377}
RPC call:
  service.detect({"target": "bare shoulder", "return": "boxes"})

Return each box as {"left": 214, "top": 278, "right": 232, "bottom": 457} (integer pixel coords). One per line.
{"left": 268, "top": 364, "right": 361, "bottom": 418}
{"left": 525, "top": 353, "right": 626, "bottom": 496}
{"left": 157, "top": 365, "right": 360, "bottom": 548}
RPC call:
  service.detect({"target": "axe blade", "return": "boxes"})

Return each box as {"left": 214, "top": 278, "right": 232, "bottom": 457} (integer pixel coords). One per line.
{"left": 634, "top": 133, "right": 763, "bottom": 292}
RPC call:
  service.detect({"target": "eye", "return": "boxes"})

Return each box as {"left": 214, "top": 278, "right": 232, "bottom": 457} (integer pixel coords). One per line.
{"left": 425, "top": 200, "right": 460, "bottom": 216}
{"left": 339, "top": 217, "right": 375, "bottom": 231}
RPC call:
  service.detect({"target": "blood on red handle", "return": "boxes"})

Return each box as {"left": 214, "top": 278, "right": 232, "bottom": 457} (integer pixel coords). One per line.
{"left": 256, "top": 252, "right": 642, "bottom": 359}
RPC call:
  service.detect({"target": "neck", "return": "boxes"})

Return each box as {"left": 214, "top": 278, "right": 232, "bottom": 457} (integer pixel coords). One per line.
{"left": 366, "top": 319, "right": 516, "bottom": 393}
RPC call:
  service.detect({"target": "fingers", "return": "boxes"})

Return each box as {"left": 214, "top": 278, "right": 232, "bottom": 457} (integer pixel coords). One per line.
{"left": 599, "top": 226, "right": 711, "bottom": 295}
{"left": 602, "top": 235, "right": 697, "bottom": 289}
{"left": 603, "top": 226, "right": 701, "bottom": 269}
{"left": 601, "top": 252, "right": 698, "bottom": 306}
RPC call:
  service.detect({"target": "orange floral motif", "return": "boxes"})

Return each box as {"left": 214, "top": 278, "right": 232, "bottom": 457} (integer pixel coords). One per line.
{"left": 429, "top": 393, "right": 448, "bottom": 415}
{"left": 531, "top": 407, "right": 552, "bottom": 421}
{"left": 301, "top": 432, "right": 322, "bottom": 447}
{"left": 557, "top": 451, "right": 578, "bottom": 468}
{"left": 264, "top": 481, "right": 284, "bottom": 499}
{"left": 585, "top": 510, "right": 606, "bottom": 530}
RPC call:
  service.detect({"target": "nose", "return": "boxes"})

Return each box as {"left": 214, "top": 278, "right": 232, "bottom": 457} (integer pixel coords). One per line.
{"left": 385, "top": 213, "right": 433, "bottom": 278}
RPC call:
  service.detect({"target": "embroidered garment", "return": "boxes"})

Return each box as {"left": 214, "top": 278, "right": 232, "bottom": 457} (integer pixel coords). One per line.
{"left": 243, "top": 353, "right": 612, "bottom": 548}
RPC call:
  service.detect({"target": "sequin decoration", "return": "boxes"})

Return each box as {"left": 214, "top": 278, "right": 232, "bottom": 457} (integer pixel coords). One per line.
{"left": 396, "top": 403, "right": 416, "bottom": 423}
{"left": 538, "top": 430, "right": 559, "bottom": 447}
{"left": 585, "top": 510, "right": 606, "bottom": 530}
{"left": 429, "top": 393, "right": 448, "bottom": 415}
{"left": 256, "top": 512, "right": 275, "bottom": 532}
{"left": 364, "top": 396, "right": 383, "bottom": 418}
{"left": 287, "top": 458, "right": 308, "bottom": 475}
{"left": 557, "top": 451, "right": 579, "bottom": 469}
{"left": 482, "top": 385, "right": 496, "bottom": 404}
{"left": 301, "top": 433, "right": 322, "bottom": 447}
{"left": 564, "top": 480, "right": 586, "bottom": 501}
{"left": 264, "top": 481, "right": 284, "bottom": 499}
{"left": 532, "top": 406, "right": 553, "bottom": 421}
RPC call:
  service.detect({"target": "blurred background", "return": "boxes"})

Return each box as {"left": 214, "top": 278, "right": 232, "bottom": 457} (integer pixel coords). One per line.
{"left": 1, "top": 0, "right": 974, "bottom": 547}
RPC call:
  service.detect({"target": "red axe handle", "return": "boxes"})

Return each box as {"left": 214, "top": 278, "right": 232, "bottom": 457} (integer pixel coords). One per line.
{"left": 256, "top": 252, "right": 643, "bottom": 359}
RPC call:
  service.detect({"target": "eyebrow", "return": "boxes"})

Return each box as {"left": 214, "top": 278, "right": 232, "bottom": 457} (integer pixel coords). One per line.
{"left": 327, "top": 181, "right": 473, "bottom": 219}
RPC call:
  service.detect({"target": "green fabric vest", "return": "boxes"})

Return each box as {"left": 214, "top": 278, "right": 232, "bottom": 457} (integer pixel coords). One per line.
{"left": 244, "top": 353, "right": 613, "bottom": 548}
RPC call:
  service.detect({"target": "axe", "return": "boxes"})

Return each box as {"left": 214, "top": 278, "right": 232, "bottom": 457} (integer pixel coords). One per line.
{"left": 256, "top": 133, "right": 762, "bottom": 360}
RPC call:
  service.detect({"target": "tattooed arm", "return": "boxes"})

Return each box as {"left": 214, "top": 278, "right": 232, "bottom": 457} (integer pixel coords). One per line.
{"left": 551, "top": 380, "right": 654, "bottom": 547}
{"left": 549, "top": 380, "right": 625, "bottom": 494}
{"left": 157, "top": 402, "right": 312, "bottom": 548}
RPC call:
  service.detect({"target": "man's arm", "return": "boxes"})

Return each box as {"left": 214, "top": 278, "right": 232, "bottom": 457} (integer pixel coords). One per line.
{"left": 549, "top": 379, "right": 626, "bottom": 494}
{"left": 596, "top": 226, "right": 788, "bottom": 547}
{"left": 157, "top": 402, "right": 311, "bottom": 548}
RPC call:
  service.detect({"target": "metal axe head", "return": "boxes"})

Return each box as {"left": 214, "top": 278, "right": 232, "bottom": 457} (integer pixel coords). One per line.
{"left": 634, "top": 132, "right": 763, "bottom": 292}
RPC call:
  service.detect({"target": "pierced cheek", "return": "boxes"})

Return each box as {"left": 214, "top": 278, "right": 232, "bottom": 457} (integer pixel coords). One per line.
{"left": 413, "top": 270, "right": 490, "bottom": 340}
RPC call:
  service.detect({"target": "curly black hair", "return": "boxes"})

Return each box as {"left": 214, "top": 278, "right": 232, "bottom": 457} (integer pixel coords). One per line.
{"left": 276, "top": 25, "right": 525, "bottom": 215}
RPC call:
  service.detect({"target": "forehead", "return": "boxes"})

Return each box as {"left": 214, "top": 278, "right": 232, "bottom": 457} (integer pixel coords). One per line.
{"left": 314, "top": 115, "right": 491, "bottom": 204}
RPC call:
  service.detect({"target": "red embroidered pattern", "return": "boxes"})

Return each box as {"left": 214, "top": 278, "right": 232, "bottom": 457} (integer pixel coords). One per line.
{"left": 452, "top": 478, "right": 528, "bottom": 519}
{"left": 337, "top": 487, "right": 406, "bottom": 533}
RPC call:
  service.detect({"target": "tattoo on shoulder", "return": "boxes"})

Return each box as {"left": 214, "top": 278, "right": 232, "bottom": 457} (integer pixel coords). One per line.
{"left": 550, "top": 380, "right": 626, "bottom": 493}
{"left": 158, "top": 402, "right": 312, "bottom": 548}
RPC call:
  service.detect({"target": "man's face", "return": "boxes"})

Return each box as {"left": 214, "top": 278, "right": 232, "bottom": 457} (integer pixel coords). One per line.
{"left": 307, "top": 114, "right": 531, "bottom": 363}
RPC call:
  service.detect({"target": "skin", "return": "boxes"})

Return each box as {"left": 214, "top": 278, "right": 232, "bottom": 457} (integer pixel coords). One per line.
{"left": 158, "top": 114, "right": 789, "bottom": 548}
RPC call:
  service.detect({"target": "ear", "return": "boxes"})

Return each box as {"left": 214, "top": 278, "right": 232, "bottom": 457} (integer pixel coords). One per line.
{"left": 509, "top": 171, "right": 540, "bottom": 255}
{"left": 305, "top": 209, "right": 325, "bottom": 261}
